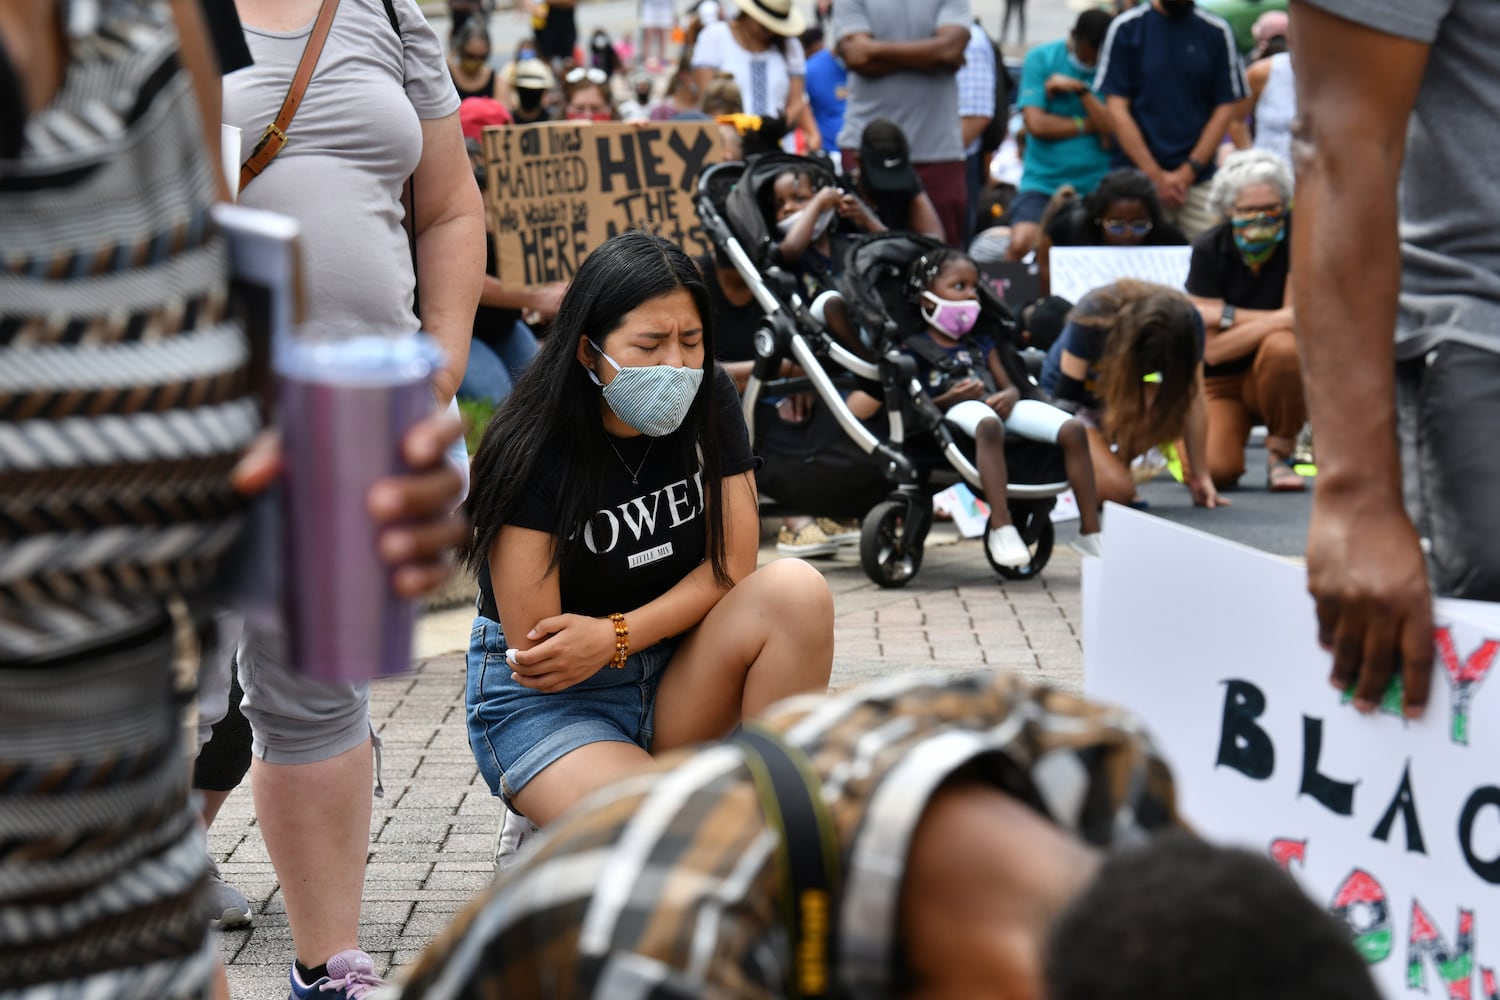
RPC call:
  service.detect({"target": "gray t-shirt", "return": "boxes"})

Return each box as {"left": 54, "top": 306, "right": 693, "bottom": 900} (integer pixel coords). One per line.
{"left": 224, "top": 0, "right": 460, "bottom": 333}
{"left": 1304, "top": 0, "right": 1500, "bottom": 359}
{"left": 833, "top": 0, "right": 972, "bottom": 163}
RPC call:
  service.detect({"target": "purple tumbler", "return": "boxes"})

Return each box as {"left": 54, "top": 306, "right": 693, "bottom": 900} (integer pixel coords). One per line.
{"left": 275, "top": 331, "right": 438, "bottom": 682}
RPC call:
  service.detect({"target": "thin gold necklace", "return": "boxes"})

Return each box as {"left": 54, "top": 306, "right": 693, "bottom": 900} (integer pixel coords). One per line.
{"left": 606, "top": 437, "right": 654, "bottom": 485}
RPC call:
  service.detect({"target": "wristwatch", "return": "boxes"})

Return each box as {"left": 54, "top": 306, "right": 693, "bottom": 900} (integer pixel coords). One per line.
{"left": 1219, "top": 304, "right": 1237, "bottom": 331}
{"left": 1188, "top": 157, "right": 1208, "bottom": 179}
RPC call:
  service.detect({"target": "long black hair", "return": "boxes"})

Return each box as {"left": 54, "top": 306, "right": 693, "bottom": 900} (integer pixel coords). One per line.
{"left": 462, "top": 232, "right": 729, "bottom": 587}
{"left": 1082, "top": 168, "right": 1171, "bottom": 243}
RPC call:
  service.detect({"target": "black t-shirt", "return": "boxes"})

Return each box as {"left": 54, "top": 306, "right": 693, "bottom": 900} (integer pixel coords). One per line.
{"left": 1045, "top": 203, "right": 1189, "bottom": 248}
{"left": 476, "top": 366, "right": 759, "bottom": 621}
{"left": 1184, "top": 217, "right": 1292, "bottom": 378}
{"left": 696, "top": 255, "right": 764, "bottom": 363}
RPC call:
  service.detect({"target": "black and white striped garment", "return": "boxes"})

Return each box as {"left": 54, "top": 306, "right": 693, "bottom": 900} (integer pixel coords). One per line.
{"left": 0, "top": 1, "right": 257, "bottom": 996}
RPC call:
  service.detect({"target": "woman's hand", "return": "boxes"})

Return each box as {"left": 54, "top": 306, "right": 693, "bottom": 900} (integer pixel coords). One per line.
{"left": 371, "top": 410, "right": 471, "bottom": 597}
{"left": 1187, "top": 472, "right": 1231, "bottom": 510}
{"left": 231, "top": 411, "right": 470, "bottom": 599}
{"left": 506, "top": 614, "right": 617, "bottom": 692}
{"left": 986, "top": 387, "right": 1021, "bottom": 419}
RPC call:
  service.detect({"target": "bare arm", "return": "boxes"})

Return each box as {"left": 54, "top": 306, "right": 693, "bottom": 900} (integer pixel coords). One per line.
{"left": 1228, "top": 58, "right": 1272, "bottom": 150}
{"left": 775, "top": 186, "right": 842, "bottom": 264}
{"left": 1188, "top": 296, "right": 1295, "bottom": 366}
{"left": 961, "top": 114, "right": 991, "bottom": 147}
{"left": 1023, "top": 105, "right": 1089, "bottom": 143}
{"left": 1181, "top": 368, "right": 1225, "bottom": 507}
{"left": 1185, "top": 101, "right": 1241, "bottom": 172}
{"left": 839, "top": 26, "right": 970, "bottom": 77}
{"left": 1290, "top": 1, "right": 1434, "bottom": 714}
{"left": 908, "top": 191, "right": 946, "bottom": 241}
{"left": 1105, "top": 95, "right": 1166, "bottom": 180}
{"left": 413, "top": 112, "right": 486, "bottom": 408}
{"left": 496, "top": 471, "right": 761, "bottom": 691}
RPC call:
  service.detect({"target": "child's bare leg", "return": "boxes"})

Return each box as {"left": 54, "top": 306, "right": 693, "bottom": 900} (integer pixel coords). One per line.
{"left": 1059, "top": 418, "right": 1101, "bottom": 534}
{"left": 974, "top": 416, "right": 1013, "bottom": 529}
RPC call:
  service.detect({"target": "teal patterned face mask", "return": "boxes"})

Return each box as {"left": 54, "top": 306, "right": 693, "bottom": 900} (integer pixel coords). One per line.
{"left": 586, "top": 340, "right": 705, "bottom": 437}
{"left": 1231, "top": 212, "right": 1286, "bottom": 266}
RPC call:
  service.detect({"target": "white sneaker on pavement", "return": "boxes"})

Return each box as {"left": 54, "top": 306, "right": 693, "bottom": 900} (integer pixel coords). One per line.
{"left": 1070, "top": 533, "right": 1104, "bottom": 559}
{"left": 494, "top": 809, "right": 541, "bottom": 874}
{"left": 987, "top": 524, "right": 1032, "bottom": 568}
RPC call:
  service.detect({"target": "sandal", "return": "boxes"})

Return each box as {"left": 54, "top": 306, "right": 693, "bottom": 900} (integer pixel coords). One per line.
{"left": 1268, "top": 459, "right": 1306, "bottom": 493}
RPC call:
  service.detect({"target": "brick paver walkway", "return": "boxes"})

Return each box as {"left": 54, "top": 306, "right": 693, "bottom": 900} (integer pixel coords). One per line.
{"left": 218, "top": 525, "right": 1086, "bottom": 999}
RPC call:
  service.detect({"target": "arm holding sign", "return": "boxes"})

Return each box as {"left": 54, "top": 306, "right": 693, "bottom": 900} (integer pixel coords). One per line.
{"left": 414, "top": 112, "right": 486, "bottom": 408}
{"left": 1288, "top": 2, "right": 1434, "bottom": 716}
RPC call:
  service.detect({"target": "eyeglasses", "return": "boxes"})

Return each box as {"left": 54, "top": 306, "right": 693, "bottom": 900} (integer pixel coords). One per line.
{"left": 1230, "top": 203, "right": 1284, "bottom": 221}
{"left": 1100, "top": 218, "right": 1153, "bottom": 237}
{"left": 565, "top": 66, "right": 609, "bottom": 86}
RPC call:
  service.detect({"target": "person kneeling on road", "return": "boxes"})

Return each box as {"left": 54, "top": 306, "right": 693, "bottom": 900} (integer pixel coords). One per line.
{"left": 461, "top": 232, "right": 835, "bottom": 872}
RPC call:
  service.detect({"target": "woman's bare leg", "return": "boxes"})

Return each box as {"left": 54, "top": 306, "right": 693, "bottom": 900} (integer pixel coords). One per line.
{"left": 651, "top": 558, "right": 834, "bottom": 750}
{"left": 509, "top": 741, "right": 655, "bottom": 827}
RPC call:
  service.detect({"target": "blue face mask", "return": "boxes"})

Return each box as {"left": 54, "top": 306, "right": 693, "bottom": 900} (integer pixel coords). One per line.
{"left": 1067, "top": 52, "right": 1094, "bottom": 77}
{"left": 586, "top": 340, "right": 705, "bottom": 437}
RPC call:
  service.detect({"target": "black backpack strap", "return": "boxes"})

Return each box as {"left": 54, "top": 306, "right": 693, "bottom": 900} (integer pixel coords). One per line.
{"left": 732, "top": 725, "right": 842, "bottom": 999}
{"left": 902, "top": 334, "right": 999, "bottom": 394}
{"left": 381, "top": 0, "right": 400, "bottom": 33}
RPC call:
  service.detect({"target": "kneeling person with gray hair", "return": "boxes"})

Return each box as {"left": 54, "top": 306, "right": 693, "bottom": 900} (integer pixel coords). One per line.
{"left": 1185, "top": 148, "right": 1307, "bottom": 493}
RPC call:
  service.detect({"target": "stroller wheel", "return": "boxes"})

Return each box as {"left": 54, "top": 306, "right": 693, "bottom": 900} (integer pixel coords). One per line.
{"left": 860, "top": 499, "right": 927, "bottom": 588}
{"left": 987, "top": 503, "right": 1055, "bottom": 581}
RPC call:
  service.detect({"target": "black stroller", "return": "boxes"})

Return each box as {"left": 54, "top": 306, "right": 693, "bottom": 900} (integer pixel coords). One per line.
{"left": 694, "top": 153, "right": 1069, "bottom": 587}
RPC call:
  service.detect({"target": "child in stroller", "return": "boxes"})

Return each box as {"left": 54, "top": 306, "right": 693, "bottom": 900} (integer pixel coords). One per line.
{"left": 888, "top": 248, "right": 1102, "bottom": 562}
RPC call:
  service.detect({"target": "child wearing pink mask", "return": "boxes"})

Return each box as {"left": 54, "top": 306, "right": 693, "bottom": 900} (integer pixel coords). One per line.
{"left": 905, "top": 249, "right": 1103, "bottom": 563}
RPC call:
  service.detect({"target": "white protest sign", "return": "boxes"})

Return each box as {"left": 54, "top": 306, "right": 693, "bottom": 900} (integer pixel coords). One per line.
{"left": 1049, "top": 245, "right": 1193, "bottom": 303}
{"left": 1085, "top": 506, "right": 1500, "bottom": 1000}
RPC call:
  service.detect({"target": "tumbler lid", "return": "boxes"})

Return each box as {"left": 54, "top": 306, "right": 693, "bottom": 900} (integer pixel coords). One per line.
{"left": 274, "top": 328, "right": 441, "bottom": 387}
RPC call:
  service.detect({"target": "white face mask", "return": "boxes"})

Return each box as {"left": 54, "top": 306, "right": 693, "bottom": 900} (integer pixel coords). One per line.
{"left": 585, "top": 340, "right": 705, "bottom": 437}
{"left": 776, "top": 205, "right": 836, "bottom": 240}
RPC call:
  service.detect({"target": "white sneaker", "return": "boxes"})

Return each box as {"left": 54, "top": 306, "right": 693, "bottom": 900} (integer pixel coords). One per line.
{"left": 987, "top": 524, "right": 1031, "bottom": 568}
{"left": 1070, "top": 532, "right": 1103, "bottom": 559}
{"left": 494, "top": 809, "right": 541, "bottom": 874}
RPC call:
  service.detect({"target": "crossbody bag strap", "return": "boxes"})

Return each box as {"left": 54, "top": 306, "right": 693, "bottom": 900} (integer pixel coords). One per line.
{"left": 731, "top": 724, "right": 842, "bottom": 1000}
{"left": 238, "top": 0, "right": 342, "bottom": 193}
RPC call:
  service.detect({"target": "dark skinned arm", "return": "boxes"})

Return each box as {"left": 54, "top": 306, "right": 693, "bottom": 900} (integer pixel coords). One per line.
{"left": 839, "top": 26, "right": 970, "bottom": 77}
{"left": 1289, "top": 0, "right": 1434, "bottom": 716}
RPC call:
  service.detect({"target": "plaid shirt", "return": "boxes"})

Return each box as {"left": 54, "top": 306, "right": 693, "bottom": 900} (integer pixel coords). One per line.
{"left": 391, "top": 671, "right": 1181, "bottom": 999}
{"left": 957, "top": 24, "right": 998, "bottom": 157}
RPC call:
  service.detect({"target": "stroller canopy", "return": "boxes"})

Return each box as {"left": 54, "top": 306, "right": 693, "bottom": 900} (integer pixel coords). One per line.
{"left": 722, "top": 152, "right": 841, "bottom": 270}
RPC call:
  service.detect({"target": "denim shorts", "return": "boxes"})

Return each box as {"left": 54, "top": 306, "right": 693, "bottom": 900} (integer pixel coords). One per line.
{"left": 465, "top": 615, "right": 679, "bottom": 806}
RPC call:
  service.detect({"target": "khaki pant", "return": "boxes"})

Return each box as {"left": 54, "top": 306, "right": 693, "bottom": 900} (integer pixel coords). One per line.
{"left": 1167, "top": 181, "right": 1220, "bottom": 242}
{"left": 1204, "top": 328, "right": 1306, "bottom": 488}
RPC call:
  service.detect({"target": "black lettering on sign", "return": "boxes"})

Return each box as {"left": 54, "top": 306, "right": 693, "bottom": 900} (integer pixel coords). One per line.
{"left": 633, "top": 128, "right": 673, "bottom": 188}
{"left": 1370, "top": 760, "right": 1427, "bottom": 854}
{"left": 1299, "top": 715, "right": 1357, "bottom": 816}
{"left": 1458, "top": 785, "right": 1500, "bottom": 885}
{"left": 668, "top": 128, "right": 715, "bottom": 190}
{"left": 596, "top": 132, "right": 640, "bottom": 193}
{"left": 517, "top": 222, "right": 590, "bottom": 285}
{"left": 1215, "top": 679, "right": 1274, "bottom": 780}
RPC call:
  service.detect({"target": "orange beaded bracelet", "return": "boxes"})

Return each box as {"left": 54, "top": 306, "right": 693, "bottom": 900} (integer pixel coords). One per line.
{"left": 608, "top": 613, "right": 629, "bottom": 669}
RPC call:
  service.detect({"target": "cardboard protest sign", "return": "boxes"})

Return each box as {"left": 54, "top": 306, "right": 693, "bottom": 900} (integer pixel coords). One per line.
{"left": 480, "top": 121, "right": 723, "bottom": 290}
{"left": 1049, "top": 246, "right": 1192, "bottom": 303}
{"left": 1085, "top": 505, "right": 1500, "bottom": 1000}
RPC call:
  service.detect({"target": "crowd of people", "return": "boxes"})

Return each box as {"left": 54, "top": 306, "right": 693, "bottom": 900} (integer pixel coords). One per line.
{"left": 2, "top": 0, "right": 1494, "bottom": 998}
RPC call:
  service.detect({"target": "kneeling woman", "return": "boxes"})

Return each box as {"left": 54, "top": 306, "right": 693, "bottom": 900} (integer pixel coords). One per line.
{"left": 1040, "top": 280, "right": 1228, "bottom": 511}
{"left": 462, "top": 232, "right": 834, "bottom": 863}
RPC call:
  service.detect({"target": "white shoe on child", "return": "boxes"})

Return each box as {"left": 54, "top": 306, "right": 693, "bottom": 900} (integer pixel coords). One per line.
{"left": 987, "top": 524, "right": 1032, "bottom": 568}
{"left": 1070, "top": 533, "right": 1104, "bottom": 559}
